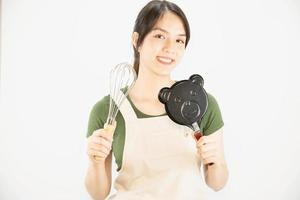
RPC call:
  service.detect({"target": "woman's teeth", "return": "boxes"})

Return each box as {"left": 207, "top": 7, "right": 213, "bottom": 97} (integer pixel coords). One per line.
{"left": 157, "top": 57, "right": 173, "bottom": 64}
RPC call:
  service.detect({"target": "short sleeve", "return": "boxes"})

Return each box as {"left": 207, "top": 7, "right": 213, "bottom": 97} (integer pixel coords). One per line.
{"left": 86, "top": 95, "right": 110, "bottom": 138}
{"left": 200, "top": 93, "right": 224, "bottom": 135}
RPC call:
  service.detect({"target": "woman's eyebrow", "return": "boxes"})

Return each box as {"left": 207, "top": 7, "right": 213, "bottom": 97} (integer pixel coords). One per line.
{"left": 151, "top": 27, "right": 186, "bottom": 37}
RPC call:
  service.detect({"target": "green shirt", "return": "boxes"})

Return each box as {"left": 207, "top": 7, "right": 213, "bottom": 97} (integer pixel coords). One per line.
{"left": 87, "top": 93, "right": 224, "bottom": 171}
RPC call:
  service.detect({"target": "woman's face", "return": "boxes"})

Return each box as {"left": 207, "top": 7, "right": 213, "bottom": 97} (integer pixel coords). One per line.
{"left": 136, "top": 12, "right": 187, "bottom": 76}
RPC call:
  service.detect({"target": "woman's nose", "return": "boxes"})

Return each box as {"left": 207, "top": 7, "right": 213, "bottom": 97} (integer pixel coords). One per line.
{"left": 163, "top": 39, "right": 176, "bottom": 54}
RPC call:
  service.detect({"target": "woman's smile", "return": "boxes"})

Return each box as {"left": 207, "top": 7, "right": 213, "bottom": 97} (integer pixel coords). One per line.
{"left": 156, "top": 56, "right": 174, "bottom": 65}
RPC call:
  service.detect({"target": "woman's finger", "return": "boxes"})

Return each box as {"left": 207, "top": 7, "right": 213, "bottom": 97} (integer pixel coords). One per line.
{"left": 92, "top": 129, "right": 113, "bottom": 142}
{"left": 92, "top": 136, "right": 112, "bottom": 147}
{"left": 203, "top": 155, "right": 216, "bottom": 165}
{"left": 201, "top": 150, "right": 216, "bottom": 159}
{"left": 90, "top": 144, "right": 111, "bottom": 155}
{"left": 87, "top": 149, "right": 108, "bottom": 158}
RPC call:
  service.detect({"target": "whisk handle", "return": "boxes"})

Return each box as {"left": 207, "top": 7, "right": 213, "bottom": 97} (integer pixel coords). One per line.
{"left": 94, "top": 122, "right": 116, "bottom": 161}
{"left": 104, "top": 123, "right": 116, "bottom": 134}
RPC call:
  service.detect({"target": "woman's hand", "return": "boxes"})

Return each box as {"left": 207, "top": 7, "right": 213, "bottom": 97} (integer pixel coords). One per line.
{"left": 87, "top": 128, "right": 113, "bottom": 164}
{"left": 194, "top": 129, "right": 228, "bottom": 190}
{"left": 194, "top": 132, "right": 225, "bottom": 166}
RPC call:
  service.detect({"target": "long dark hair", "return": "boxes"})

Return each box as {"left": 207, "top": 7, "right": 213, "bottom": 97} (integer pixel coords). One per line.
{"left": 133, "top": 0, "right": 190, "bottom": 75}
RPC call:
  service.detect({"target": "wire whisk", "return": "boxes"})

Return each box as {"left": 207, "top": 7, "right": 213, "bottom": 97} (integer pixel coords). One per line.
{"left": 94, "top": 62, "right": 136, "bottom": 161}
{"left": 106, "top": 62, "right": 137, "bottom": 127}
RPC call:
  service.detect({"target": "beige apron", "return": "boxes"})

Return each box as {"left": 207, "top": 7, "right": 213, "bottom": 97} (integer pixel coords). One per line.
{"left": 106, "top": 94, "right": 207, "bottom": 200}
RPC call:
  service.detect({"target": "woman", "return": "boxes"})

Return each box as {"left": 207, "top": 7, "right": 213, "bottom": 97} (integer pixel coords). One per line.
{"left": 85, "top": 1, "right": 228, "bottom": 199}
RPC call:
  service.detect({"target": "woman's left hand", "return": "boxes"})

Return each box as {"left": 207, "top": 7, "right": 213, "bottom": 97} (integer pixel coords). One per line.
{"left": 194, "top": 131, "right": 225, "bottom": 166}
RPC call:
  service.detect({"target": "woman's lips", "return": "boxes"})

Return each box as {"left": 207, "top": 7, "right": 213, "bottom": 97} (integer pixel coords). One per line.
{"left": 156, "top": 56, "right": 174, "bottom": 65}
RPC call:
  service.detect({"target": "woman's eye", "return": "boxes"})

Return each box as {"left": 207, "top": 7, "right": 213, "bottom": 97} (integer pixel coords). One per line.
{"left": 176, "top": 39, "right": 185, "bottom": 44}
{"left": 155, "top": 34, "right": 165, "bottom": 39}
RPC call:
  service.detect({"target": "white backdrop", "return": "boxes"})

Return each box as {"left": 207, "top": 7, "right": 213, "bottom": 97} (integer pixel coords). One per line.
{"left": 1, "top": 0, "right": 300, "bottom": 199}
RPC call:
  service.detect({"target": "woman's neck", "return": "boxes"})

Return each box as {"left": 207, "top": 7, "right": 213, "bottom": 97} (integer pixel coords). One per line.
{"left": 129, "top": 69, "right": 175, "bottom": 102}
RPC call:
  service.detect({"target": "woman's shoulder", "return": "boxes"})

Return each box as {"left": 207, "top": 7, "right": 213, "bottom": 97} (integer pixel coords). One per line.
{"left": 205, "top": 92, "right": 222, "bottom": 117}
{"left": 86, "top": 95, "right": 111, "bottom": 137}
{"left": 92, "top": 95, "right": 110, "bottom": 110}
{"left": 89, "top": 95, "right": 111, "bottom": 120}
{"left": 206, "top": 92, "right": 220, "bottom": 108}
{"left": 201, "top": 92, "right": 224, "bottom": 135}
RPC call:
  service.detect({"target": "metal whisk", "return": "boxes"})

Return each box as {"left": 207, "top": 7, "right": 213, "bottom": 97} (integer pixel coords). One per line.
{"left": 94, "top": 62, "right": 136, "bottom": 161}
{"left": 106, "top": 62, "right": 137, "bottom": 128}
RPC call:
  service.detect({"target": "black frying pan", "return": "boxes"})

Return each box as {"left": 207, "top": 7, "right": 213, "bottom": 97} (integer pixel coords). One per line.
{"left": 159, "top": 74, "right": 214, "bottom": 165}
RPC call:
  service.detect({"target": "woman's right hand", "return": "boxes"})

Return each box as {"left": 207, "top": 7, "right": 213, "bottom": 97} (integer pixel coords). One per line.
{"left": 87, "top": 128, "right": 113, "bottom": 164}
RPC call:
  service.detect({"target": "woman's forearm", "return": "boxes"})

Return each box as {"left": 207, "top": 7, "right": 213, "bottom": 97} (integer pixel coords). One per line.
{"left": 85, "top": 162, "right": 111, "bottom": 200}
{"left": 204, "top": 161, "right": 229, "bottom": 191}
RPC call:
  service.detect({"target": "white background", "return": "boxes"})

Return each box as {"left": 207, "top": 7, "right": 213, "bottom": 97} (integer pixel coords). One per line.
{"left": 1, "top": 0, "right": 300, "bottom": 199}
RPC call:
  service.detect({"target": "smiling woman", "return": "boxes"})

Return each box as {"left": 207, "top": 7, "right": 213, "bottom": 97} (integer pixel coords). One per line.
{"left": 132, "top": 12, "right": 187, "bottom": 76}
{"left": 2, "top": 0, "right": 300, "bottom": 199}
{"left": 85, "top": 1, "right": 228, "bottom": 200}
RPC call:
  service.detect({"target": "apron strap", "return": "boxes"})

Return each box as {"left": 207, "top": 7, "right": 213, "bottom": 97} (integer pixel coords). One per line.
{"left": 111, "top": 91, "right": 137, "bottom": 122}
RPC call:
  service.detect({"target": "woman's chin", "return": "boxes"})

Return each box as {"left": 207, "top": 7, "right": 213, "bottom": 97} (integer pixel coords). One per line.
{"left": 152, "top": 67, "right": 174, "bottom": 77}
{"left": 156, "top": 62, "right": 176, "bottom": 73}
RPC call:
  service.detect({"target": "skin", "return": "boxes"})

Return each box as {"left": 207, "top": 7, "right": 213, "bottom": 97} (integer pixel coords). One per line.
{"left": 194, "top": 128, "right": 228, "bottom": 191}
{"left": 85, "top": 129, "right": 113, "bottom": 200}
{"left": 129, "top": 12, "right": 186, "bottom": 115}
{"left": 85, "top": 11, "right": 228, "bottom": 200}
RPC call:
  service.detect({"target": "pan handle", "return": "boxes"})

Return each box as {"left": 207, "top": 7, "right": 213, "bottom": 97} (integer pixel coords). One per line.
{"left": 192, "top": 122, "right": 214, "bottom": 166}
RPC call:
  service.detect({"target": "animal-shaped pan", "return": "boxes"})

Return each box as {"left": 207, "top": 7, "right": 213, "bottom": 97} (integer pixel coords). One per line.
{"left": 158, "top": 74, "right": 208, "bottom": 140}
{"left": 159, "top": 74, "right": 214, "bottom": 165}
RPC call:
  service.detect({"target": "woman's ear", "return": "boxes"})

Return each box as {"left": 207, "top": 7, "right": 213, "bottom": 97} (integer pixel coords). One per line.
{"left": 132, "top": 32, "right": 139, "bottom": 51}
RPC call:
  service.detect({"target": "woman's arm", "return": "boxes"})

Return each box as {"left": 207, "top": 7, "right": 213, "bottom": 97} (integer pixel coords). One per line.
{"left": 85, "top": 126, "right": 115, "bottom": 200}
{"left": 196, "top": 128, "right": 229, "bottom": 191}
{"left": 85, "top": 149, "right": 112, "bottom": 200}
